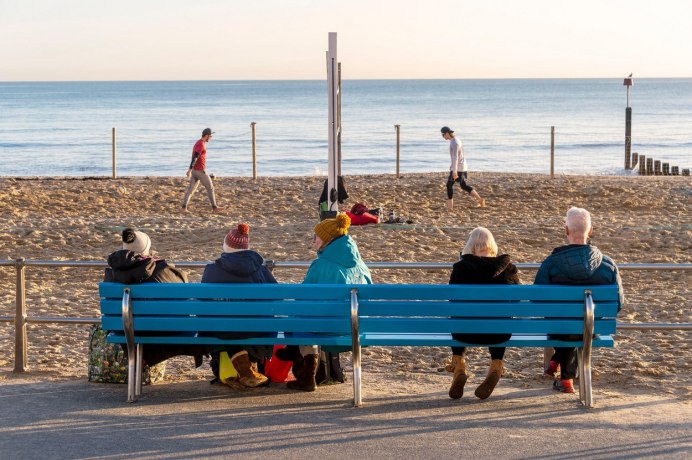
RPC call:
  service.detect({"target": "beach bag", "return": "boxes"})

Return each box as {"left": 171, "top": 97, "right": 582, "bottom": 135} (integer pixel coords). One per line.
{"left": 263, "top": 345, "right": 294, "bottom": 383}
{"left": 315, "top": 351, "right": 346, "bottom": 385}
{"left": 209, "top": 350, "right": 238, "bottom": 384}
{"left": 87, "top": 325, "right": 166, "bottom": 384}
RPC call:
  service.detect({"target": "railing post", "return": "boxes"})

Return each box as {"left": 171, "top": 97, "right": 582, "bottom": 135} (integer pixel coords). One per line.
{"left": 251, "top": 122, "right": 257, "bottom": 180}
{"left": 14, "top": 258, "right": 28, "bottom": 373}
{"left": 395, "top": 124, "right": 401, "bottom": 179}
{"left": 550, "top": 126, "right": 555, "bottom": 179}
{"left": 112, "top": 127, "right": 117, "bottom": 179}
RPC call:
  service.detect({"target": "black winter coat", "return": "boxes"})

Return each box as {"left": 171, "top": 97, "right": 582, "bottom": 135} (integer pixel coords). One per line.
{"left": 102, "top": 250, "right": 203, "bottom": 367}
{"left": 449, "top": 254, "right": 520, "bottom": 285}
{"left": 104, "top": 250, "right": 187, "bottom": 284}
{"left": 201, "top": 250, "right": 277, "bottom": 284}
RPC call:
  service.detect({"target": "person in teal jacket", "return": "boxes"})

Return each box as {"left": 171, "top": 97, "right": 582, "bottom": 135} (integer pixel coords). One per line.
{"left": 283, "top": 212, "right": 372, "bottom": 391}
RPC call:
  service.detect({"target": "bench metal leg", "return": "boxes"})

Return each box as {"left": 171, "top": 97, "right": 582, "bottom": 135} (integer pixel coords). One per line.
{"left": 122, "top": 288, "right": 137, "bottom": 403}
{"left": 350, "top": 288, "right": 362, "bottom": 407}
{"left": 581, "top": 290, "right": 595, "bottom": 408}
{"left": 135, "top": 344, "right": 143, "bottom": 398}
{"left": 127, "top": 349, "right": 136, "bottom": 403}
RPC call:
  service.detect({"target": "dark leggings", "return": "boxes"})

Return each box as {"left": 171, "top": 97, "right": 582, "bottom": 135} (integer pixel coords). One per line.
{"left": 549, "top": 334, "right": 581, "bottom": 379}
{"left": 451, "top": 333, "right": 511, "bottom": 360}
{"left": 446, "top": 171, "right": 473, "bottom": 199}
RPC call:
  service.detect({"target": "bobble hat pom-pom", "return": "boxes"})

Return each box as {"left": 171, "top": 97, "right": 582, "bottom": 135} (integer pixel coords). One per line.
{"left": 236, "top": 223, "right": 250, "bottom": 236}
{"left": 335, "top": 212, "right": 351, "bottom": 230}
{"left": 224, "top": 222, "right": 251, "bottom": 252}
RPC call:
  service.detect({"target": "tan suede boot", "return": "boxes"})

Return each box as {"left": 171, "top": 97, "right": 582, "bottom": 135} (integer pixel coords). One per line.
{"left": 446, "top": 199, "right": 454, "bottom": 211}
{"left": 231, "top": 351, "right": 269, "bottom": 388}
{"left": 474, "top": 359, "right": 504, "bottom": 400}
{"left": 448, "top": 355, "right": 468, "bottom": 399}
{"left": 286, "top": 353, "right": 318, "bottom": 392}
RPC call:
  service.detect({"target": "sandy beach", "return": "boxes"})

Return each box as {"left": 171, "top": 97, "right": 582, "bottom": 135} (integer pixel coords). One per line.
{"left": 0, "top": 172, "right": 690, "bottom": 401}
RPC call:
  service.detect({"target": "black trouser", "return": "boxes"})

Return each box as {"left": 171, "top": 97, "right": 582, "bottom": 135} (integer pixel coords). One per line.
{"left": 451, "top": 333, "right": 511, "bottom": 360}
{"left": 549, "top": 334, "right": 581, "bottom": 379}
{"left": 446, "top": 171, "right": 473, "bottom": 199}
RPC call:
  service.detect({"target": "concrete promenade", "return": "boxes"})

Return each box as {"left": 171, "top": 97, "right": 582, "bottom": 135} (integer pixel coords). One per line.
{"left": 0, "top": 376, "right": 690, "bottom": 459}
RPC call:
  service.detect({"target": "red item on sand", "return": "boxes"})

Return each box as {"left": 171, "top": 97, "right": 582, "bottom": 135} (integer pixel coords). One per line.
{"left": 345, "top": 211, "right": 379, "bottom": 225}
{"left": 263, "top": 345, "right": 294, "bottom": 383}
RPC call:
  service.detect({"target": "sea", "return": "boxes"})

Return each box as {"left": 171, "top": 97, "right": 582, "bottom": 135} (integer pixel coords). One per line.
{"left": 1, "top": 79, "right": 690, "bottom": 177}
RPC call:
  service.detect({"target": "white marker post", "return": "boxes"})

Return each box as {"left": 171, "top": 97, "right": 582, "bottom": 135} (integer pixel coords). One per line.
{"left": 326, "top": 32, "right": 340, "bottom": 216}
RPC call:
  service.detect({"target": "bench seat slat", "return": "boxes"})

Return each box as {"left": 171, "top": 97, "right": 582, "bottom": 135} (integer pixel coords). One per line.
{"left": 360, "top": 333, "right": 615, "bottom": 348}
{"left": 101, "top": 316, "right": 352, "bottom": 333}
{"left": 105, "top": 332, "right": 353, "bottom": 347}
{"left": 359, "top": 318, "right": 616, "bottom": 335}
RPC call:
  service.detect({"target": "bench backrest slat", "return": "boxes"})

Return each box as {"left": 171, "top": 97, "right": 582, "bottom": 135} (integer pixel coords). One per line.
{"left": 100, "top": 282, "right": 355, "bottom": 300}
{"left": 355, "top": 284, "right": 619, "bottom": 302}
{"left": 357, "top": 300, "right": 619, "bottom": 318}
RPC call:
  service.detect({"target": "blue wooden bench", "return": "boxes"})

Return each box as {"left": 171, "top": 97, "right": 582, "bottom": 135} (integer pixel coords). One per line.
{"left": 99, "top": 282, "right": 619, "bottom": 408}
{"left": 99, "top": 282, "right": 358, "bottom": 403}
{"left": 352, "top": 284, "right": 620, "bottom": 408}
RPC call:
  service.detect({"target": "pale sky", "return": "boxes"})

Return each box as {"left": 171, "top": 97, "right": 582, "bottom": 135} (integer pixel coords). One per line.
{"left": 1, "top": 0, "right": 691, "bottom": 81}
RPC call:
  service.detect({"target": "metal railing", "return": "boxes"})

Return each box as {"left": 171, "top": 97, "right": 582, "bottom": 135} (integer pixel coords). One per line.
{"left": 2, "top": 258, "right": 691, "bottom": 373}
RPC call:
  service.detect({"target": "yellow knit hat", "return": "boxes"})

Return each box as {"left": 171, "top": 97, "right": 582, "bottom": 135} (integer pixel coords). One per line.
{"left": 314, "top": 212, "right": 351, "bottom": 246}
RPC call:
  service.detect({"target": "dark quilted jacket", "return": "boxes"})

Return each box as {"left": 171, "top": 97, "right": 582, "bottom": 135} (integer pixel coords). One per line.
{"left": 534, "top": 244, "right": 624, "bottom": 310}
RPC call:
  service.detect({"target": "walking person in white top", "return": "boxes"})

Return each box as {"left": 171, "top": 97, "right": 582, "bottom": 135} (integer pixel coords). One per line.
{"left": 441, "top": 126, "right": 485, "bottom": 210}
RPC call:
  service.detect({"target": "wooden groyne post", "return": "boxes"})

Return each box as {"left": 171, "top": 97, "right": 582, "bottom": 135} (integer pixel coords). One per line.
{"left": 624, "top": 76, "right": 633, "bottom": 170}
{"left": 112, "top": 127, "right": 117, "bottom": 179}
{"left": 550, "top": 126, "right": 555, "bottom": 179}
{"left": 395, "top": 124, "right": 401, "bottom": 179}
{"left": 251, "top": 122, "right": 257, "bottom": 180}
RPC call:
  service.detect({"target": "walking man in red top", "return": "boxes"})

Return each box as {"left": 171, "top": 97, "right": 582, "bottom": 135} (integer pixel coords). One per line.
{"left": 182, "top": 128, "right": 222, "bottom": 213}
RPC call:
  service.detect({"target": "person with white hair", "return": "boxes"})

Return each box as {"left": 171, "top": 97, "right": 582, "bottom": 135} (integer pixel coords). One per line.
{"left": 446, "top": 227, "right": 520, "bottom": 400}
{"left": 534, "top": 207, "right": 624, "bottom": 394}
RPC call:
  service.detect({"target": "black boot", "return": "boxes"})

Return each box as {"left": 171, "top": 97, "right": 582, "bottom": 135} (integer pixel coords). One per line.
{"left": 275, "top": 345, "right": 304, "bottom": 364}
{"left": 286, "top": 354, "right": 318, "bottom": 392}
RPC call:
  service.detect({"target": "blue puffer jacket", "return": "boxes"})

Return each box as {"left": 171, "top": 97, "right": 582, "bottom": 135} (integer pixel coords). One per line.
{"left": 534, "top": 244, "right": 624, "bottom": 310}
{"left": 202, "top": 250, "right": 277, "bottom": 284}
{"left": 303, "top": 235, "right": 372, "bottom": 285}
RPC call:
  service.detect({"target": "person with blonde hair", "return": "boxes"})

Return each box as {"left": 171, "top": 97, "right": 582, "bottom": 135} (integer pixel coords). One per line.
{"left": 447, "top": 227, "right": 520, "bottom": 400}
{"left": 535, "top": 207, "right": 623, "bottom": 394}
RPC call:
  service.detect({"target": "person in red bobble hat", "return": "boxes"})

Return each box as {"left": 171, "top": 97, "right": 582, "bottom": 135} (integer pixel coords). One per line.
{"left": 202, "top": 223, "right": 278, "bottom": 388}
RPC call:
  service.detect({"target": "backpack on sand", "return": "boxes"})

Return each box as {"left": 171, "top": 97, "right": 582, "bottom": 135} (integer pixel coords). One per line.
{"left": 315, "top": 351, "right": 346, "bottom": 385}
{"left": 87, "top": 325, "right": 165, "bottom": 384}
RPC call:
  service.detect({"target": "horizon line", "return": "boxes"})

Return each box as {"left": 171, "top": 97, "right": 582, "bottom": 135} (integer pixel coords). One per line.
{"left": 2, "top": 76, "right": 692, "bottom": 84}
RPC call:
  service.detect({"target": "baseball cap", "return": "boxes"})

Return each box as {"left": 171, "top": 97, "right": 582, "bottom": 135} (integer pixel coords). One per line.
{"left": 440, "top": 126, "right": 454, "bottom": 134}
{"left": 202, "top": 128, "right": 214, "bottom": 136}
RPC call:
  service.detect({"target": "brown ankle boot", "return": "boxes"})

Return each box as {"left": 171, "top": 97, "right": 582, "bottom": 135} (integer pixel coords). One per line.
{"left": 231, "top": 351, "right": 269, "bottom": 388}
{"left": 286, "top": 353, "right": 318, "bottom": 392}
{"left": 448, "top": 355, "right": 468, "bottom": 399}
{"left": 474, "top": 359, "right": 503, "bottom": 400}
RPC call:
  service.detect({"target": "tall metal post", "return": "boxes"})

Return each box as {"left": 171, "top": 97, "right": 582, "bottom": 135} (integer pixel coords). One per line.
{"left": 251, "top": 122, "right": 257, "bottom": 180}
{"left": 624, "top": 76, "right": 633, "bottom": 170}
{"left": 326, "top": 33, "right": 339, "bottom": 214}
{"left": 14, "top": 258, "right": 28, "bottom": 372}
{"left": 337, "top": 63, "right": 342, "bottom": 177}
{"left": 395, "top": 124, "right": 401, "bottom": 179}
{"left": 112, "top": 127, "right": 117, "bottom": 179}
